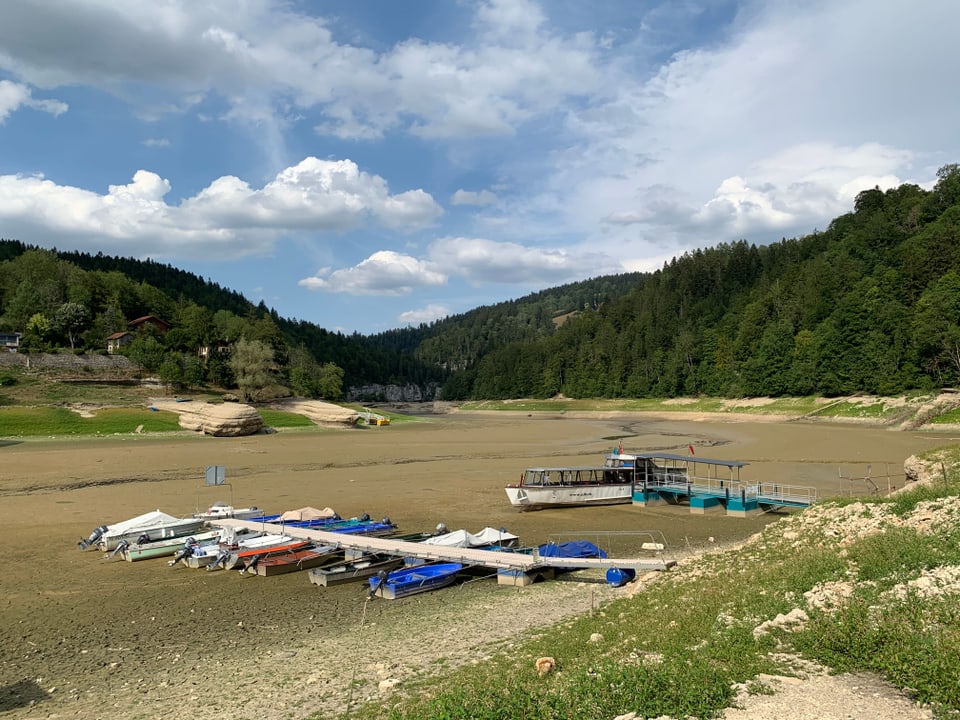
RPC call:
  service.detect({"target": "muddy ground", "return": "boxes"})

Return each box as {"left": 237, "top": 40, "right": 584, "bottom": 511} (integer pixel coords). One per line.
{"left": 0, "top": 409, "right": 955, "bottom": 720}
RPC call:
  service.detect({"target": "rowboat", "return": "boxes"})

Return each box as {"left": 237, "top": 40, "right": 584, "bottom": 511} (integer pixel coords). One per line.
{"left": 119, "top": 529, "right": 222, "bottom": 562}
{"left": 242, "top": 544, "right": 342, "bottom": 576}
{"left": 368, "top": 562, "right": 462, "bottom": 600}
{"left": 308, "top": 554, "right": 405, "bottom": 587}
{"left": 181, "top": 533, "right": 299, "bottom": 569}
{"left": 80, "top": 510, "right": 208, "bottom": 552}
{"left": 220, "top": 538, "right": 312, "bottom": 571}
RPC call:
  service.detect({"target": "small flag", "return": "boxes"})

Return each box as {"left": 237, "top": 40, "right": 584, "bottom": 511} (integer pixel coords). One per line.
{"left": 688, "top": 445, "right": 695, "bottom": 456}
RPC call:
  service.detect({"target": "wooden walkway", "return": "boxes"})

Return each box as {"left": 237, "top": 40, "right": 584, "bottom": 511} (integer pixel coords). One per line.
{"left": 211, "top": 519, "right": 672, "bottom": 572}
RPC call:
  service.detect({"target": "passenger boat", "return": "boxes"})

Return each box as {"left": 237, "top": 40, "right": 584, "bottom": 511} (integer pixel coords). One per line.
{"left": 242, "top": 544, "right": 341, "bottom": 576}
{"left": 368, "top": 562, "right": 463, "bottom": 600}
{"left": 80, "top": 510, "right": 208, "bottom": 552}
{"left": 308, "top": 554, "right": 405, "bottom": 587}
{"left": 504, "top": 465, "right": 636, "bottom": 510}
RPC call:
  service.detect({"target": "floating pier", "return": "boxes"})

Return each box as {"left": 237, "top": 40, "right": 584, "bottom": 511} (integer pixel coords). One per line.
{"left": 211, "top": 519, "right": 674, "bottom": 586}
{"left": 616, "top": 452, "right": 818, "bottom": 516}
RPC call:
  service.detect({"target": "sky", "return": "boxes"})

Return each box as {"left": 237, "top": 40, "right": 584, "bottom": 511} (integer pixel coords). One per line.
{"left": 1, "top": 1, "right": 958, "bottom": 336}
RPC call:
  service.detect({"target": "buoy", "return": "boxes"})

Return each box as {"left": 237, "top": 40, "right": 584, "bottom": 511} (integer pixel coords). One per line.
{"left": 605, "top": 567, "right": 636, "bottom": 587}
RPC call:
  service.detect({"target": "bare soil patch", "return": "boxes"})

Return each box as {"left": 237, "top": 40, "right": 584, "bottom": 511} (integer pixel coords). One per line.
{"left": 0, "top": 411, "right": 952, "bottom": 719}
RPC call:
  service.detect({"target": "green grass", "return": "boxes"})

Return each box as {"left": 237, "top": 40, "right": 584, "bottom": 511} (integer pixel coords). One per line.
{"left": 257, "top": 409, "right": 317, "bottom": 428}
{"left": 0, "top": 406, "right": 182, "bottom": 437}
{"left": 931, "top": 405, "right": 960, "bottom": 424}
{"left": 336, "top": 449, "right": 960, "bottom": 720}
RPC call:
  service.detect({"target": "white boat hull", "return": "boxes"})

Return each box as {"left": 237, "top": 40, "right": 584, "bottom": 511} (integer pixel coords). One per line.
{"left": 97, "top": 518, "right": 208, "bottom": 551}
{"left": 505, "top": 483, "right": 632, "bottom": 510}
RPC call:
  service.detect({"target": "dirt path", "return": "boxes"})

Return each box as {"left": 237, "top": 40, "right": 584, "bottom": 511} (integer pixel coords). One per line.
{"left": 0, "top": 411, "right": 951, "bottom": 719}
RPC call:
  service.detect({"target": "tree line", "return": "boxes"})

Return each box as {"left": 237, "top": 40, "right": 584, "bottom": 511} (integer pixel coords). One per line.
{"left": 3, "top": 163, "right": 959, "bottom": 402}
{"left": 439, "top": 164, "right": 960, "bottom": 399}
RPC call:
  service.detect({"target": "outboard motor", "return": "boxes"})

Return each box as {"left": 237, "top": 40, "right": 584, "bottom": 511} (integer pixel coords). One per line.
{"left": 239, "top": 554, "right": 262, "bottom": 575}
{"left": 107, "top": 539, "right": 130, "bottom": 559}
{"left": 207, "top": 549, "right": 230, "bottom": 571}
{"left": 168, "top": 541, "right": 198, "bottom": 567}
{"left": 78, "top": 525, "right": 108, "bottom": 550}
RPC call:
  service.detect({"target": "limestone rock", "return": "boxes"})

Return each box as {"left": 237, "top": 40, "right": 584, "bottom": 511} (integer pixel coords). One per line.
{"left": 149, "top": 399, "right": 263, "bottom": 437}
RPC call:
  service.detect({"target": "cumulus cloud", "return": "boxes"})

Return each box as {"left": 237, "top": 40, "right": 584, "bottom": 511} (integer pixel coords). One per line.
{"left": 451, "top": 189, "right": 497, "bottom": 206}
{"left": 397, "top": 303, "right": 452, "bottom": 325}
{"left": 297, "top": 236, "right": 621, "bottom": 296}
{"left": 427, "top": 236, "right": 620, "bottom": 285}
{"left": 0, "top": 1, "right": 600, "bottom": 140}
{"left": 298, "top": 251, "right": 447, "bottom": 295}
{"left": 0, "top": 79, "right": 67, "bottom": 122}
{"left": 0, "top": 158, "right": 441, "bottom": 259}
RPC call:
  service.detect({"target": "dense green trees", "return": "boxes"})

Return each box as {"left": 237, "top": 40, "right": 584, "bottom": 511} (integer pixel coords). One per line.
{"left": 3, "top": 163, "right": 960, "bottom": 401}
{"left": 439, "top": 165, "right": 960, "bottom": 399}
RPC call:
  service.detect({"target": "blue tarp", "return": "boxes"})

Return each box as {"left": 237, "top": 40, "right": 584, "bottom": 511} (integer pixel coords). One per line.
{"left": 537, "top": 540, "right": 607, "bottom": 559}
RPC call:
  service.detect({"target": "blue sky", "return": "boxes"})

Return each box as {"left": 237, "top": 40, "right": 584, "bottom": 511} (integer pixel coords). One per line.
{"left": 1, "top": 0, "right": 958, "bottom": 335}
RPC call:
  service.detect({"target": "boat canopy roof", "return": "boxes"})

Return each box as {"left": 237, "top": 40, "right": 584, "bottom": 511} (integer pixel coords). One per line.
{"left": 612, "top": 451, "right": 749, "bottom": 468}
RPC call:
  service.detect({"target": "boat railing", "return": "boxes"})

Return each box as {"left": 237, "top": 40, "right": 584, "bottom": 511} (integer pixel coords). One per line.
{"left": 747, "top": 482, "right": 819, "bottom": 506}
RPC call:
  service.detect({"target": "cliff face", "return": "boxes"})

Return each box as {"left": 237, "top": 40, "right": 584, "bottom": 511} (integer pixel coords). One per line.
{"left": 345, "top": 383, "right": 442, "bottom": 403}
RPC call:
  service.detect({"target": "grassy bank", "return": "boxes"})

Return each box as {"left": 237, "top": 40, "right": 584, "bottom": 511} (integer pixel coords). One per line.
{"left": 341, "top": 447, "right": 960, "bottom": 720}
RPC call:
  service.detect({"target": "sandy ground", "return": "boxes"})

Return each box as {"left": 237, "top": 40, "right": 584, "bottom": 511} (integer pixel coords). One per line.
{"left": 0, "top": 409, "right": 953, "bottom": 720}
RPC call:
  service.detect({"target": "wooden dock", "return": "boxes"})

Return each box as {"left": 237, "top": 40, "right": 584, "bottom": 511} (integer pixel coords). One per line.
{"left": 211, "top": 519, "right": 673, "bottom": 574}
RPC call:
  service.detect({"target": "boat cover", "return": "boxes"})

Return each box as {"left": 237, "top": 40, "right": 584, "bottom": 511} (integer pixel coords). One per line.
{"left": 279, "top": 506, "right": 337, "bottom": 521}
{"left": 537, "top": 540, "right": 608, "bottom": 559}
{"left": 424, "top": 527, "right": 519, "bottom": 547}
{"left": 106, "top": 510, "right": 183, "bottom": 534}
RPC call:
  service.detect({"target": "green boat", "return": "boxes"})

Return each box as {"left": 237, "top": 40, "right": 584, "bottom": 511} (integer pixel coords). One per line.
{"left": 120, "top": 529, "right": 221, "bottom": 562}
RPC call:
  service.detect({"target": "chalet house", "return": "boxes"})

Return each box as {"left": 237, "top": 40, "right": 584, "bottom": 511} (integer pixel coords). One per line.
{"left": 106, "top": 331, "right": 134, "bottom": 354}
{"left": 0, "top": 331, "right": 22, "bottom": 352}
{"left": 128, "top": 315, "right": 170, "bottom": 335}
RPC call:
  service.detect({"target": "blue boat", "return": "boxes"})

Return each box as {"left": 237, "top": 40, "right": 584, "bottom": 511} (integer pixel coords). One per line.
{"left": 368, "top": 562, "right": 463, "bottom": 600}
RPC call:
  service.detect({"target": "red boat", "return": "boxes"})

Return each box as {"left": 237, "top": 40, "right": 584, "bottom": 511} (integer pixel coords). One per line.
{"left": 222, "top": 539, "right": 312, "bottom": 570}
{"left": 244, "top": 544, "right": 342, "bottom": 576}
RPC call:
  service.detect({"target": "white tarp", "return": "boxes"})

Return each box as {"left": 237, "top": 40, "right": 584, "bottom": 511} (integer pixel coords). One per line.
{"left": 106, "top": 510, "right": 181, "bottom": 535}
{"left": 423, "top": 527, "right": 518, "bottom": 547}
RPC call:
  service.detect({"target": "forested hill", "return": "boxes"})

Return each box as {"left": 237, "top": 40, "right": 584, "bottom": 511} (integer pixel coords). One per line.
{"left": 2, "top": 163, "right": 959, "bottom": 401}
{"left": 440, "top": 164, "right": 960, "bottom": 400}
{"left": 367, "top": 273, "right": 643, "bottom": 372}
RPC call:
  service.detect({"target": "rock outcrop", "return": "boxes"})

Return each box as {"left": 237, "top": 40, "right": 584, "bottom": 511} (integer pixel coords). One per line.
{"left": 264, "top": 399, "right": 360, "bottom": 427}
{"left": 149, "top": 399, "right": 264, "bottom": 437}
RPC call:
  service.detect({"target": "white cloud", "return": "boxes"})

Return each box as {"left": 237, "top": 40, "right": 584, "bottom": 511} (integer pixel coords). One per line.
{"left": 427, "top": 236, "right": 619, "bottom": 285}
{"left": 0, "top": 158, "right": 441, "bottom": 259}
{"left": 297, "top": 236, "right": 622, "bottom": 296}
{"left": 142, "top": 137, "right": 170, "bottom": 147}
{"left": 0, "top": 1, "right": 602, "bottom": 141}
{"left": 451, "top": 189, "right": 497, "bottom": 206}
{"left": 298, "top": 251, "right": 447, "bottom": 295}
{"left": 397, "top": 303, "right": 452, "bottom": 326}
{"left": 0, "top": 79, "right": 67, "bottom": 122}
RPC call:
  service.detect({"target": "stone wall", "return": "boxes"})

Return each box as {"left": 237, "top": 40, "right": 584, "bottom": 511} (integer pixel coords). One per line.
{"left": 0, "top": 351, "right": 134, "bottom": 375}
